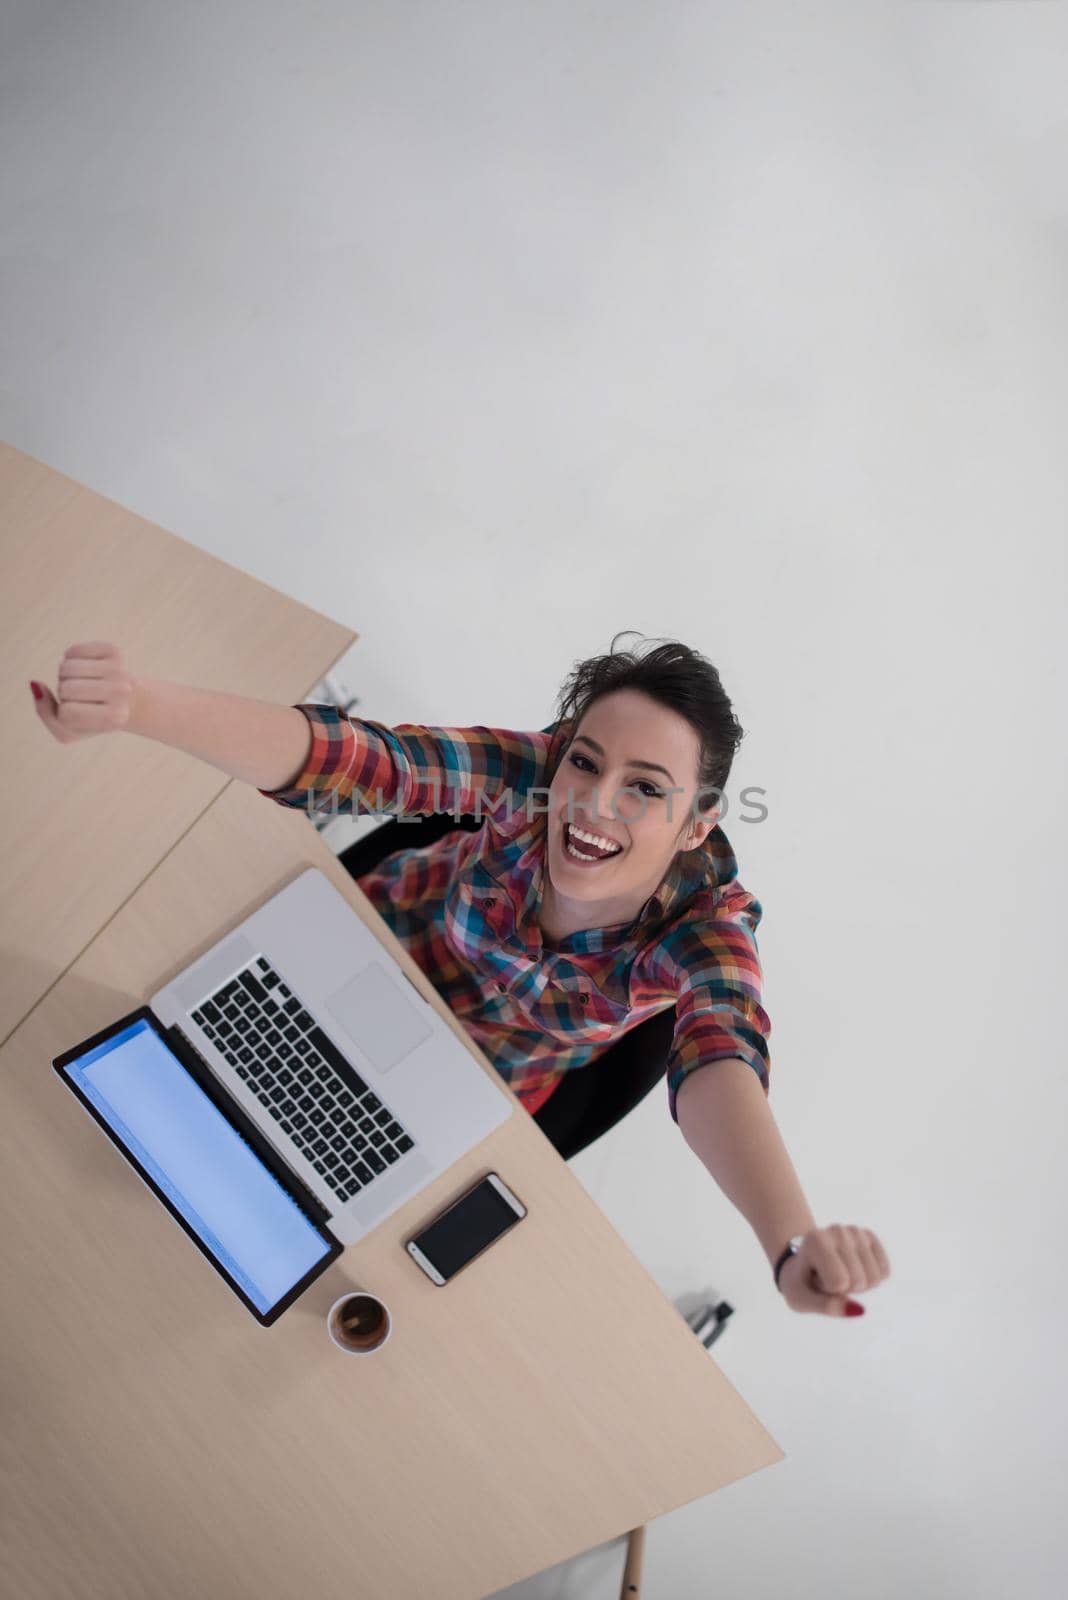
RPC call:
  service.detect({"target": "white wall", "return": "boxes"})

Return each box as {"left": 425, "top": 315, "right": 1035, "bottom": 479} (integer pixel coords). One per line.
{"left": 5, "top": 2, "right": 1065, "bottom": 1595}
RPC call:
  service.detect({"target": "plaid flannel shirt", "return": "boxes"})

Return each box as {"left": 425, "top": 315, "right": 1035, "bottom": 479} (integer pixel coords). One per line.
{"left": 257, "top": 705, "right": 772, "bottom": 1125}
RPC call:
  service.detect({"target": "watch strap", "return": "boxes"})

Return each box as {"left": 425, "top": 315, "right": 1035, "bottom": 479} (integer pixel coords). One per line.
{"left": 773, "top": 1233, "right": 807, "bottom": 1291}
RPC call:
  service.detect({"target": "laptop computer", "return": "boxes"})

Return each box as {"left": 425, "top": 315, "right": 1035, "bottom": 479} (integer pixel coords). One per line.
{"left": 151, "top": 866, "right": 515, "bottom": 1243}
{"left": 53, "top": 867, "right": 515, "bottom": 1323}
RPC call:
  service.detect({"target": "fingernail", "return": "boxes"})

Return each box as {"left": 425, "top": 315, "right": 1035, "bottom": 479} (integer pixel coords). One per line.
{"left": 845, "top": 1300, "right": 865, "bottom": 1316}
{"left": 29, "top": 681, "right": 42, "bottom": 700}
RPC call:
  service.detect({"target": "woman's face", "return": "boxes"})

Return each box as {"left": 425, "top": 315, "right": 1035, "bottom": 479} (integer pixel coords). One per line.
{"left": 543, "top": 688, "right": 720, "bottom": 933}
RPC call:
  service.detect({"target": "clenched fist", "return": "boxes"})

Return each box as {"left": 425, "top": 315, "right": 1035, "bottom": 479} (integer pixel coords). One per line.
{"left": 30, "top": 641, "right": 137, "bottom": 744}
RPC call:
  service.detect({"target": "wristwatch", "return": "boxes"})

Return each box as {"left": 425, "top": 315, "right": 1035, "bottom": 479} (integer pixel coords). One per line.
{"left": 773, "top": 1234, "right": 807, "bottom": 1292}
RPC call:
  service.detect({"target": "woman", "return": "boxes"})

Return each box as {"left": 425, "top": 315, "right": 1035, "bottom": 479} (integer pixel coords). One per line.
{"left": 30, "top": 630, "right": 891, "bottom": 1319}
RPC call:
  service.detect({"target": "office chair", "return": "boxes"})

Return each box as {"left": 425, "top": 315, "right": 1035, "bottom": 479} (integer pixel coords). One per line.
{"left": 337, "top": 811, "right": 676, "bottom": 1161}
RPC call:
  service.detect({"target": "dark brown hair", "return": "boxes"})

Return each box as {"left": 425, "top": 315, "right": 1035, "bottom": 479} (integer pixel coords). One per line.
{"left": 553, "top": 631, "right": 745, "bottom": 817}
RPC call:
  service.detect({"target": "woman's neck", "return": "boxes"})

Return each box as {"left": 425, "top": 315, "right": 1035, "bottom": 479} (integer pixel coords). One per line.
{"left": 537, "top": 879, "right": 639, "bottom": 947}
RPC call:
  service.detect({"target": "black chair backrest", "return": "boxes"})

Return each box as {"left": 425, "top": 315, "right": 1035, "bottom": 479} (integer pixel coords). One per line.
{"left": 339, "top": 811, "right": 485, "bottom": 881}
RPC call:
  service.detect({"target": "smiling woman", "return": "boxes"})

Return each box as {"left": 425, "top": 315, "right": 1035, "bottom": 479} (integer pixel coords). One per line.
{"left": 539, "top": 632, "right": 745, "bottom": 946}
{"left": 251, "top": 629, "right": 769, "bottom": 1140}
{"left": 37, "top": 635, "right": 889, "bottom": 1315}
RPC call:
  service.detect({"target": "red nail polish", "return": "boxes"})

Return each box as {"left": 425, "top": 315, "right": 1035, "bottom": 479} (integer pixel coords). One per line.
{"left": 30, "top": 681, "right": 42, "bottom": 700}
{"left": 845, "top": 1300, "right": 865, "bottom": 1316}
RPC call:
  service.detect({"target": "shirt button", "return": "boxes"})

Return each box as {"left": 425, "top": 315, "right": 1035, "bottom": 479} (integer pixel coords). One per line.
{"left": 579, "top": 993, "right": 589, "bottom": 1004}
{"left": 496, "top": 982, "right": 506, "bottom": 992}
{"left": 481, "top": 898, "right": 494, "bottom": 909}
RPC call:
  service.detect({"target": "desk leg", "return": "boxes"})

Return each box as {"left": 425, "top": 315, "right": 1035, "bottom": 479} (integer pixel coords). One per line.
{"left": 620, "top": 1525, "right": 646, "bottom": 1597}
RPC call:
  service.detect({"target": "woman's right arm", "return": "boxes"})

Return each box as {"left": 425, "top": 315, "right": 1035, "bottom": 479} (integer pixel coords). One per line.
{"left": 128, "top": 675, "right": 314, "bottom": 790}
{"left": 33, "top": 639, "right": 564, "bottom": 815}
{"left": 31, "top": 641, "right": 313, "bottom": 792}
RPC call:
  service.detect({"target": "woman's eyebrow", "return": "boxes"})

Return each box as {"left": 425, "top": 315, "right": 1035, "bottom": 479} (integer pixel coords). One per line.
{"left": 571, "top": 734, "right": 675, "bottom": 783}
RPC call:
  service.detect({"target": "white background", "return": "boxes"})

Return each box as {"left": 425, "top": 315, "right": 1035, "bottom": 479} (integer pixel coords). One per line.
{"left": 4, "top": 2, "right": 1066, "bottom": 1595}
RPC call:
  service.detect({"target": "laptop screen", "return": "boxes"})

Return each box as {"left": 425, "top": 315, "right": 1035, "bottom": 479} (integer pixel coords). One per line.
{"left": 59, "top": 1017, "right": 334, "bottom": 1317}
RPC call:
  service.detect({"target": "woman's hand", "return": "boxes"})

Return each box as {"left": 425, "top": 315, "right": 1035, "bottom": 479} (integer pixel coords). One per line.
{"left": 30, "top": 641, "right": 137, "bottom": 744}
{"left": 778, "top": 1223, "right": 891, "bottom": 1316}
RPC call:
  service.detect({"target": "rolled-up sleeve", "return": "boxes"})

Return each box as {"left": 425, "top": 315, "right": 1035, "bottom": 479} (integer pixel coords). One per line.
{"left": 257, "top": 705, "right": 560, "bottom": 821}
{"left": 660, "top": 913, "right": 772, "bottom": 1125}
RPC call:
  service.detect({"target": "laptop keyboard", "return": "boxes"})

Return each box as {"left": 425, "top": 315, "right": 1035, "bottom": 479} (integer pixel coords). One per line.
{"left": 190, "top": 955, "right": 416, "bottom": 1203}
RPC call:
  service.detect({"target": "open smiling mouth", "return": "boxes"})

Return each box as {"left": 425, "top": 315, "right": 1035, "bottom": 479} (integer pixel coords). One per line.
{"left": 562, "top": 821, "right": 625, "bottom": 865}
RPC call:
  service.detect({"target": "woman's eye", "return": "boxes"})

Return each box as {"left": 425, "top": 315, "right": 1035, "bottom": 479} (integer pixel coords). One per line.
{"left": 567, "top": 754, "right": 661, "bottom": 799}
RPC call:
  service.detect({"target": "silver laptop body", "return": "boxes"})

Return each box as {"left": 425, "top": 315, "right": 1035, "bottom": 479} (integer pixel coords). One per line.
{"left": 150, "top": 867, "right": 514, "bottom": 1245}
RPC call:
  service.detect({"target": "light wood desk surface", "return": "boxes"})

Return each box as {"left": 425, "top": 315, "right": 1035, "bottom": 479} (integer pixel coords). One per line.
{"left": 1, "top": 777, "right": 783, "bottom": 1600}
{"left": 0, "top": 440, "right": 355, "bottom": 1041}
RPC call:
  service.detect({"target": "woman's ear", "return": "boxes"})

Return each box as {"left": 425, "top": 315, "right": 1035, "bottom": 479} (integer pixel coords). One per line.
{"left": 684, "top": 807, "right": 720, "bottom": 850}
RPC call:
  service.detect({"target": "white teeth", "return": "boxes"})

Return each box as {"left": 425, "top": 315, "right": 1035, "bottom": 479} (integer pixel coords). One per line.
{"left": 569, "top": 824, "right": 622, "bottom": 853}
{"left": 564, "top": 823, "right": 622, "bottom": 861}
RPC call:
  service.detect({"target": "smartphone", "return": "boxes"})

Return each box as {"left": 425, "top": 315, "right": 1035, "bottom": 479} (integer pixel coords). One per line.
{"left": 405, "top": 1172, "right": 527, "bottom": 1286}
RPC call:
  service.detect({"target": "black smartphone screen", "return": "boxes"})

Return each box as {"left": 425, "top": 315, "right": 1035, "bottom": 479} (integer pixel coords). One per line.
{"left": 408, "top": 1174, "right": 524, "bottom": 1282}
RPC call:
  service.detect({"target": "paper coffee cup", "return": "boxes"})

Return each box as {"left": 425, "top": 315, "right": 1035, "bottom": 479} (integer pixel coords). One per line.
{"left": 327, "top": 1291, "right": 392, "bottom": 1355}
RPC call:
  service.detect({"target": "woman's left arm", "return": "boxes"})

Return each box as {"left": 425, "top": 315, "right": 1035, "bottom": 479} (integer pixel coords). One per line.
{"left": 674, "top": 1060, "right": 892, "bottom": 1317}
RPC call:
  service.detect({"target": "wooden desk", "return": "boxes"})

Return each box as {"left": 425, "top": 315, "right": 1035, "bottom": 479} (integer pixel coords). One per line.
{"left": 1, "top": 778, "right": 783, "bottom": 1600}
{"left": 0, "top": 440, "right": 355, "bottom": 1041}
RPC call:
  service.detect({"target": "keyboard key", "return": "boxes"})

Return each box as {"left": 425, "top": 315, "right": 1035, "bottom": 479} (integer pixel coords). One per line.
{"left": 279, "top": 1120, "right": 293, "bottom": 1135}
{"left": 395, "top": 1134, "right": 414, "bottom": 1153}
{"left": 235, "top": 1065, "right": 250, "bottom": 1081}
{"left": 363, "top": 1149, "right": 385, "bottom": 1175}
{"left": 239, "top": 971, "right": 267, "bottom": 1004}
{"left": 202, "top": 1001, "right": 222, "bottom": 1025}
{"left": 352, "top": 1160, "right": 373, "bottom": 1184}
{"left": 306, "top": 1027, "right": 369, "bottom": 1099}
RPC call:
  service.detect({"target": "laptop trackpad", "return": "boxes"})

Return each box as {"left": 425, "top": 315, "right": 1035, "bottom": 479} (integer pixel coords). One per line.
{"left": 325, "top": 959, "right": 433, "bottom": 1076}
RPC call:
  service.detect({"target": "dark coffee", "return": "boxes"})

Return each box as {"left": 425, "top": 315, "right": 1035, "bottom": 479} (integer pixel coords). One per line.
{"left": 332, "top": 1293, "right": 388, "bottom": 1351}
